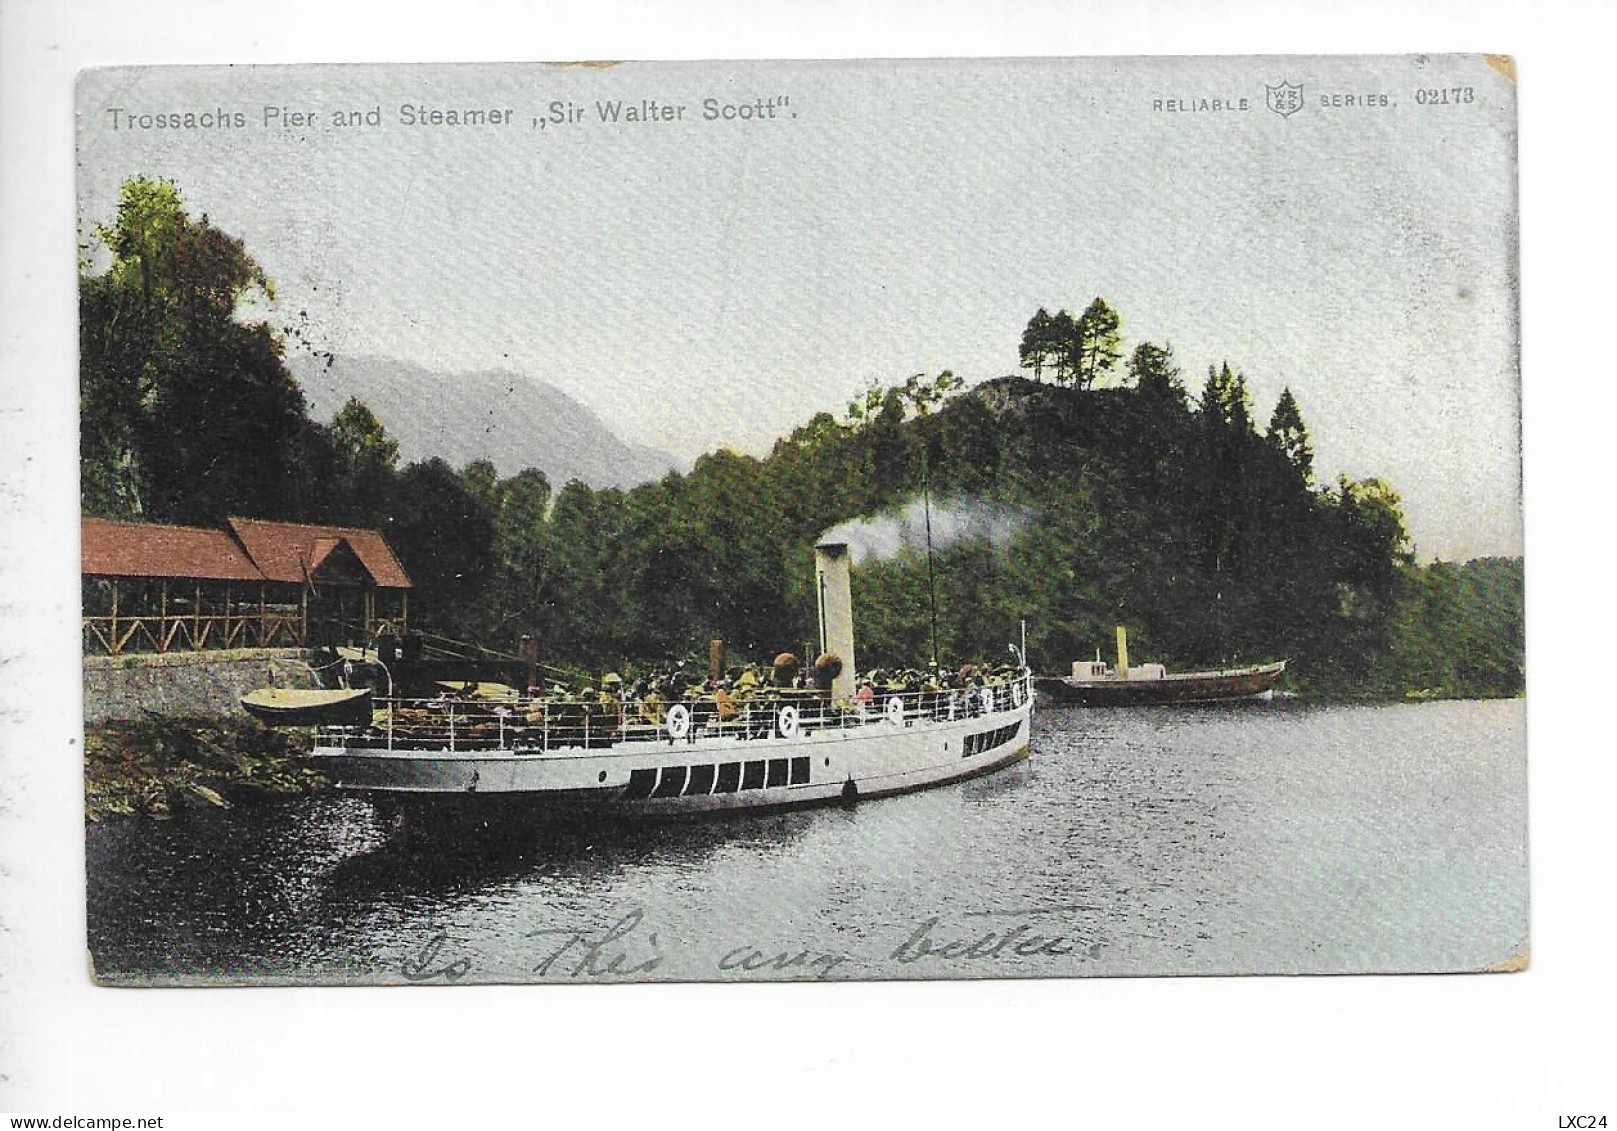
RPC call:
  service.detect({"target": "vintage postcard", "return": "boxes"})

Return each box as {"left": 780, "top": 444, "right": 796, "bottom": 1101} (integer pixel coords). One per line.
{"left": 76, "top": 55, "right": 1524, "bottom": 986}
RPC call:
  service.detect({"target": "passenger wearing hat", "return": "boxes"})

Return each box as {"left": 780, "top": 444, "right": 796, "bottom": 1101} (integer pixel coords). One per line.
{"left": 526, "top": 681, "right": 566, "bottom": 726}
{"left": 714, "top": 680, "right": 738, "bottom": 722}
{"left": 772, "top": 652, "right": 801, "bottom": 688}
{"left": 639, "top": 684, "right": 664, "bottom": 725}
{"left": 599, "top": 673, "right": 626, "bottom": 729}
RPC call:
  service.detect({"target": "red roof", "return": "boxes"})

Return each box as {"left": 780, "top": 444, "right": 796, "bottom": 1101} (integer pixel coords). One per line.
{"left": 227, "top": 518, "right": 412, "bottom": 589}
{"left": 82, "top": 518, "right": 267, "bottom": 582}
{"left": 308, "top": 537, "right": 342, "bottom": 572}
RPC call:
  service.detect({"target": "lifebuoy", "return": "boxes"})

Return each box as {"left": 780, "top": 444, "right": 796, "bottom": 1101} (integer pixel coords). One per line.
{"left": 777, "top": 704, "right": 800, "bottom": 738}
{"left": 1011, "top": 682, "right": 1025, "bottom": 708}
{"left": 980, "top": 687, "right": 995, "bottom": 714}
{"left": 665, "top": 703, "right": 691, "bottom": 740}
{"left": 886, "top": 696, "right": 905, "bottom": 725}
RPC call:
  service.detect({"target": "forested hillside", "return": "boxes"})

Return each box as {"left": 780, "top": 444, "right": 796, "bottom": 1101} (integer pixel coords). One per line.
{"left": 79, "top": 177, "right": 1524, "bottom": 698}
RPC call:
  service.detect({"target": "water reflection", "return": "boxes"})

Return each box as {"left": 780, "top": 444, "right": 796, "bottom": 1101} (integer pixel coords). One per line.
{"left": 87, "top": 700, "right": 1528, "bottom": 983}
{"left": 318, "top": 795, "right": 823, "bottom": 909}
{"left": 88, "top": 795, "right": 391, "bottom": 982}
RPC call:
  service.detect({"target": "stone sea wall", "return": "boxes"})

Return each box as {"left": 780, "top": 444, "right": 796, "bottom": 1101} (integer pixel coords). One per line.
{"left": 83, "top": 648, "right": 316, "bottom": 722}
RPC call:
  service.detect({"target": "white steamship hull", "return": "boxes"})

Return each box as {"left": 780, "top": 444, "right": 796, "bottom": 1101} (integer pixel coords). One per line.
{"left": 305, "top": 540, "right": 1035, "bottom": 815}
{"left": 312, "top": 688, "right": 1033, "bottom": 814}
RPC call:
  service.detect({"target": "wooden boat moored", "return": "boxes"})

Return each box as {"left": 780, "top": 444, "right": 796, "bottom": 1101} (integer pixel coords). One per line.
{"left": 241, "top": 686, "right": 374, "bottom": 727}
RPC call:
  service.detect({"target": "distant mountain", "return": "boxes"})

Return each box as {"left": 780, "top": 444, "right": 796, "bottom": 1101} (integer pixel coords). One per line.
{"left": 290, "top": 355, "right": 677, "bottom": 489}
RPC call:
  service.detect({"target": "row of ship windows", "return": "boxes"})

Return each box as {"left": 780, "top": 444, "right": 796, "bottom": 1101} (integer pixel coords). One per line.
{"left": 963, "top": 721, "right": 1022, "bottom": 759}
{"left": 620, "top": 721, "right": 1022, "bottom": 798}
{"left": 624, "top": 756, "right": 813, "bottom": 800}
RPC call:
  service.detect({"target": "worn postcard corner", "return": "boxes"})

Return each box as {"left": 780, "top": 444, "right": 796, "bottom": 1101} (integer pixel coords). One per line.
{"left": 77, "top": 55, "right": 1525, "bottom": 988}
{"left": 1483, "top": 54, "right": 1518, "bottom": 83}
{"left": 1483, "top": 945, "right": 1531, "bottom": 974}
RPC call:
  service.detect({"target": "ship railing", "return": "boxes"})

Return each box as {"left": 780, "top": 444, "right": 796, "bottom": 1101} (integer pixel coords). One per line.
{"left": 316, "top": 671, "right": 1034, "bottom": 754}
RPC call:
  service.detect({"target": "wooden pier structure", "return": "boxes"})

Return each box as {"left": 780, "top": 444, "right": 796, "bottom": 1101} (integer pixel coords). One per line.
{"left": 81, "top": 517, "right": 412, "bottom": 657}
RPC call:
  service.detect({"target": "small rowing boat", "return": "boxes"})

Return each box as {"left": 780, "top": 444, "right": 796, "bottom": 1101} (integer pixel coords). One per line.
{"left": 240, "top": 687, "right": 374, "bottom": 727}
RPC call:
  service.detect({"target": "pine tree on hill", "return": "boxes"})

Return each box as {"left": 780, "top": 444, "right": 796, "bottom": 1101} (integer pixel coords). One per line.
{"left": 1267, "top": 386, "right": 1315, "bottom": 486}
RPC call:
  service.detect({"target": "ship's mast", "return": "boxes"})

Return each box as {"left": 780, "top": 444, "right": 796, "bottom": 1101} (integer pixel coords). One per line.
{"left": 923, "top": 451, "right": 940, "bottom": 671}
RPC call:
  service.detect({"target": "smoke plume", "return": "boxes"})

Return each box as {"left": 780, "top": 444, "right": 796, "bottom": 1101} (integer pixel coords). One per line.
{"left": 819, "top": 496, "right": 1032, "bottom": 563}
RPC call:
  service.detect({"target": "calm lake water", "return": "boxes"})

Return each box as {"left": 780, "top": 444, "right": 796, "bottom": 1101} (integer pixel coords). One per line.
{"left": 86, "top": 698, "right": 1528, "bottom": 985}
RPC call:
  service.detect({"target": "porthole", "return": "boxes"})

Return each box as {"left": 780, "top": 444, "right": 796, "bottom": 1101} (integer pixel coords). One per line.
{"left": 598, "top": 771, "right": 607, "bottom": 783}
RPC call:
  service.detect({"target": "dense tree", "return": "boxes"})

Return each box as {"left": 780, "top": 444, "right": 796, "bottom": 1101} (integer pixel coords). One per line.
{"left": 1070, "top": 298, "right": 1124, "bottom": 389}
{"left": 899, "top": 369, "right": 965, "bottom": 418}
{"left": 1128, "top": 342, "right": 1186, "bottom": 407}
{"left": 381, "top": 458, "right": 498, "bottom": 634}
{"left": 459, "top": 458, "right": 499, "bottom": 505}
{"left": 1266, "top": 386, "right": 1315, "bottom": 486}
{"left": 1018, "top": 299, "right": 1124, "bottom": 389}
{"left": 542, "top": 481, "right": 630, "bottom": 665}
{"left": 1328, "top": 476, "right": 1414, "bottom": 587}
{"left": 432, "top": 362, "right": 1509, "bottom": 694}
{"left": 82, "top": 186, "right": 1515, "bottom": 696}
{"left": 1199, "top": 361, "right": 1254, "bottom": 433}
{"left": 1018, "top": 308, "right": 1069, "bottom": 382}
{"left": 1389, "top": 557, "right": 1524, "bottom": 698}
{"left": 622, "top": 450, "right": 793, "bottom": 658}
{"left": 325, "top": 397, "right": 400, "bottom": 523}
{"left": 79, "top": 177, "right": 311, "bottom": 524}
{"left": 1187, "top": 363, "right": 1253, "bottom": 581}
{"left": 79, "top": 273, "right": 147, "bottom": 517}
{"left": 468, "top": 466, "right": 554, "bottom": 641}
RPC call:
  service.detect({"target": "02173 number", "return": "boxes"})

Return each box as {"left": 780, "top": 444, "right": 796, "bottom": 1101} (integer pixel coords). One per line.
{"left": 1416, "top": 86, "right": 1476, "bottom": 105}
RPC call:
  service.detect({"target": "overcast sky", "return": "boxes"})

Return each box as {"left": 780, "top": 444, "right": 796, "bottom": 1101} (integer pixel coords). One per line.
{"left": 77, "top": 55, "right": 1520, "bottom": 560}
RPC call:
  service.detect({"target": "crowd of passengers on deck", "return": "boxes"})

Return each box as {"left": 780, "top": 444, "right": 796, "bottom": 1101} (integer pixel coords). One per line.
{"left": 379, "top": 651, "right": 1026, "bottom": 747}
